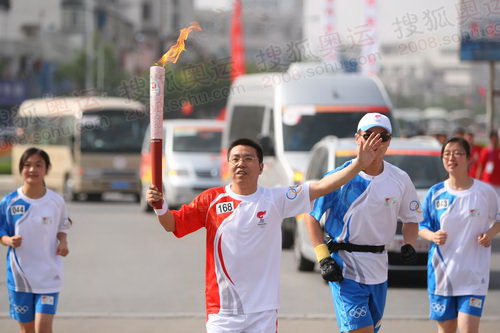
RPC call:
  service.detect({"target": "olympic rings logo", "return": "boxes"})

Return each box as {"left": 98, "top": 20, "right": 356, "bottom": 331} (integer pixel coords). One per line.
{"left": 431, "top": 303, "right": 446, "bottom": 313}
{"left": 349, "top": 306, "right": 368, "bottom": 318}
{"left": 286, "top": 185, "right": 302, "bottom": 200}
{"left": 14, "top": 305, "right": 29, "bottom": 314}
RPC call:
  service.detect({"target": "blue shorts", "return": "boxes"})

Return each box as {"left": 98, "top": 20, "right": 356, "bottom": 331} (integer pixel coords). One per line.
{"left": 429, "top": 294, "right": 485, "bottom": 321}
{"left": 8, "top": 290, "right": 59, "bottom": 323}
{"left": 329, "top": 278, "right": 387, "bottom": 333}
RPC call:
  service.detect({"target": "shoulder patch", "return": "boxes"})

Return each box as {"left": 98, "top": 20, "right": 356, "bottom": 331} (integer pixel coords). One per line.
{"left": 286, "top": 185, "right": 303, "bottom": 200}
{"left": 409, "top": 200, "right": 420, "bottom": 212}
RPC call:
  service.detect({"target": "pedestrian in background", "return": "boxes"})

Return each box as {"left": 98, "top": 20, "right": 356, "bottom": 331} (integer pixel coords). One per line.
{"left": 464, "top": 130, "right": 482, "bottom": 179}
{"left": 146, "top": 136, "right": 380, "bottom": 333}
{"left": 0, "top": 147, "right": 72, "bottom": 333}
{"left": 476, "top": 130, "right": 500, "bottom": 197}
{"left": 452, "top": 127, "right": 465, "bottom": 138}
{"left": 419, "top": 137, "right": 500, "bottom": 333}
{"left": 304, "top": 113, "right": 421, "bottom": 333}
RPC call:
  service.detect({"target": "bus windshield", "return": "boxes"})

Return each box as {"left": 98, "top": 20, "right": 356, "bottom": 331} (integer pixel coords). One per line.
{"left": 283, "top": 112, "right": 394, "bottom": 151}
{"left": 80, "top": 110, "right": 148, "bottom": 153}
{"left": 173, "top": 129, "right": 222, "bottom": 153}
{"left": 16, "top": 116, "right": 75, "bottom": 145}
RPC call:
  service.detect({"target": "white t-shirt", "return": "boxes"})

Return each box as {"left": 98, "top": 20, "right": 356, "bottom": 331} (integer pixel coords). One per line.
{"left": 421, "top": 179, "right": 500, "bottom": 296}
{"left": 311, "top": 160, "right": 422, "bottom": 285}
{"left": 172, "top": 184, "right": 312, "bottom": 315}
{"left": 0, "top": 188, "right": 71, "bottom": 293}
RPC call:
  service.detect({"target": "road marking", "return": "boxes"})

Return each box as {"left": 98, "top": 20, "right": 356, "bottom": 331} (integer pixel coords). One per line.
{"left": 0, "top": 312, "right": 499, "bottom": 321}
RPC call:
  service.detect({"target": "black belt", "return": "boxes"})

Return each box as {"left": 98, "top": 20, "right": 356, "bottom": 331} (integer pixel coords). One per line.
{"left": 326, "top": 239, "right": 385, "bottom": 254}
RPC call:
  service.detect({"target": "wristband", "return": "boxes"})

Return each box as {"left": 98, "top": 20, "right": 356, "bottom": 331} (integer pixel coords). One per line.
{"left": 154, "top": 199, "right": 169, "bottom": 216}
{"left": 314, "top": 243, "right": 331, "bottom": 263}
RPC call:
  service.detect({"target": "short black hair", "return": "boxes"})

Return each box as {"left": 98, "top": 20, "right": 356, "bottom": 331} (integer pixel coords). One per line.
{"left": 18, "top": 147, "right": 51, "bottom": 174}
{"left": 490, "top": 129, "right": 499, "bottom": 139}
{"left": 441, "top": 137, "right": 471, "bottom": 159}
{"left": 227, "top": 138, "right": 263, "bottom": 163}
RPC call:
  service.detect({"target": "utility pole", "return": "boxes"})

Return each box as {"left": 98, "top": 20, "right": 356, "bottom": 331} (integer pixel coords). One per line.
{"left": 85, "top": 0, "right": 94, "bottom": 91}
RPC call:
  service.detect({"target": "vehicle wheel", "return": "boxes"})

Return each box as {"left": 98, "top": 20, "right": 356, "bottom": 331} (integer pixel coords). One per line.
{"left": 294, "top": 230, "right": 315, "bottom": 272}
{"left": 281, "top": 218, "right": 296, "bottom": 249}
{"left": 133, "top": 193, "right": 141, "bottom": 203}
{"left": 86, "top": 193, "right": 102, "bottom": 202}
{"left": 140, "top": 184, "right": 152, "bottom": 212}
{"left": 63, "top": 176, "right": 77, "bottom": 202}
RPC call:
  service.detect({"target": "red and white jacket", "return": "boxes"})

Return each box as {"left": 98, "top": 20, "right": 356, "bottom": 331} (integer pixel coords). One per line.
{"left": 172, "top": 184, "right": 312, "bottom": 315}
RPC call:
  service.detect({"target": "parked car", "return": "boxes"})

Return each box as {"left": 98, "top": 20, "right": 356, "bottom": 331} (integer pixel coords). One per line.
{"left": 139, "top": 119, "right": 223, "bottom": 211}
{"left": 294, "top": 136, "right": 447, "bottom": 272}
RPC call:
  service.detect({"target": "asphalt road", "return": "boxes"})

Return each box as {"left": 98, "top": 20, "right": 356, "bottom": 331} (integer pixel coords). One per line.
{"left": 0, "top": 192, "right": 499, "bottom": 332}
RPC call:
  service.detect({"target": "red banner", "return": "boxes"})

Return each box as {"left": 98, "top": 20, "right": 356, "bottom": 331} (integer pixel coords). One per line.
{"left": 230, "top": 0, "right": 246, "bottom": 81}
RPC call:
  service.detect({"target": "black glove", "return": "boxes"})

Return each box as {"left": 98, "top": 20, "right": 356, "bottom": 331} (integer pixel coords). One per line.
{"left": 400, "top": 244, "right": 417, "bottom": 264}
{"left": 319, "top": 257, "right": 343, "bottom": 282}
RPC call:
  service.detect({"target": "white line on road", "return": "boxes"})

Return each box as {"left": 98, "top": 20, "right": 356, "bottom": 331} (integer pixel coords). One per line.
{"left": 1, "top": 312, "right": 499, "bottom": 321}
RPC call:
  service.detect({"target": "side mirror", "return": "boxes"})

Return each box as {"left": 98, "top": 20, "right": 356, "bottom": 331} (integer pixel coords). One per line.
{"left": 258, "top": 135, "right": 275, "bottom": 156}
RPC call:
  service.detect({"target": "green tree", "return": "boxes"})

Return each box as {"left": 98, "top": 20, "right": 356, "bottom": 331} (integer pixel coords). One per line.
{"left": 55, "top": 42, "right": 130, "bottom": 96}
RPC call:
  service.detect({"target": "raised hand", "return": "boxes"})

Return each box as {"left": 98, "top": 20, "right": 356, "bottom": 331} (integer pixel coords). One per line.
{"left": 356, "top": 132, "right": 382, "bottom": 169}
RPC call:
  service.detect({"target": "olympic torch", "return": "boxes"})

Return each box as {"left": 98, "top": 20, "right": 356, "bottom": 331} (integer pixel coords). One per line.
{"left": 150, "top": 22, "right": 201, "bottom": 209}
{"left": 150, "top": 66, "right": 164, "bottom": 209}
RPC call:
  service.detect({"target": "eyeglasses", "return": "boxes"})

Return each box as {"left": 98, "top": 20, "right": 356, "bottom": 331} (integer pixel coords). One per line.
{"left": 362, "top": 131, "right": 392, "bottom": 142}
{"left": 229, "top": 155, "right": 258, "bottom": 165}
{"left": 442, "top": 151, "right": 466, "bottom": 158}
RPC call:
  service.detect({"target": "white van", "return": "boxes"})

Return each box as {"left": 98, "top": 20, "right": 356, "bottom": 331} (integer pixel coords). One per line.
{"left": 140, "top": 119, "right": 223, "bottom": 210}
{"left": 222, "top": 62, "right": 396, "bottom": 248}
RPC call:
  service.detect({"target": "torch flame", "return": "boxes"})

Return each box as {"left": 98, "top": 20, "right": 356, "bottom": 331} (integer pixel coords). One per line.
{"left": 154, "top": 22, "right": 202, "bottom": 67}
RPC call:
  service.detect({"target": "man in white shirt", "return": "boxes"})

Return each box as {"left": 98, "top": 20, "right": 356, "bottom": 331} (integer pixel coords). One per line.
{"left": 304, "top": 113, "right": 421, "bottom": 333}
{"left": 147, "top": 136, "right": 381, "bottom": 333}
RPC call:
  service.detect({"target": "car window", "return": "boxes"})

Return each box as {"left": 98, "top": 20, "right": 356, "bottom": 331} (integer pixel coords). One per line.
{"left": 173, "top": 129, "right": 222, "bottom": 153}
{"left": 228, "top": 105, "right": 265, "bottom": 143}
{"left": 266, "top": 108, "right": 275, "bottom": 144}
{"left": 384, "top": 155, "right": 447, "bottom": 189}
{"left": 307, "top": 147, "right": 328, "bottom": 180}
{"left": 335, "top": 154, "right": 447, "bottom": 189}
{"left": 319, "top": 151, "right": 329, "bottom": 177}
{"left": 282, "top": 112, "right": 397, "bottom": 151}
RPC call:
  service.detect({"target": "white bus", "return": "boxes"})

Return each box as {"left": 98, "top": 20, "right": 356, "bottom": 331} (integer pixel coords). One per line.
{"left": 222, "top": 62, "right": 397, "bottom": 247}
{"left": 12, "top": 96, "right": 147, "bottom": 201}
